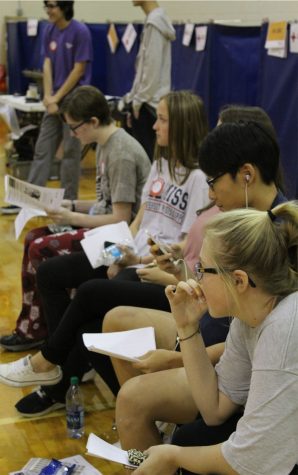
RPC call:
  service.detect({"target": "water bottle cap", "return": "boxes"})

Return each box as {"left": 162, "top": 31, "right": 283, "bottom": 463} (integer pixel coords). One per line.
{"left": 70, "top": 376, "right": 78, "bottom": 385}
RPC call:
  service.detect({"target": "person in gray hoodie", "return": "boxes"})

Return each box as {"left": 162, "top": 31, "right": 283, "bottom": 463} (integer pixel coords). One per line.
{"left": 120, "top": 1, "right": 176, "bottom": 160}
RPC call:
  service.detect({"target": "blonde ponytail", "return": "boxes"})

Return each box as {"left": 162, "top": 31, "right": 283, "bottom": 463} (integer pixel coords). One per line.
{"left": 203, "top": 201, "right": 298, "bottom": 298}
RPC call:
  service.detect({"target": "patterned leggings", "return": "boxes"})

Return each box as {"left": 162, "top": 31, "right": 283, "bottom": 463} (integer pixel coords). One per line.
{"left": 15, "top": 226, "right": 86, "bottom": 340}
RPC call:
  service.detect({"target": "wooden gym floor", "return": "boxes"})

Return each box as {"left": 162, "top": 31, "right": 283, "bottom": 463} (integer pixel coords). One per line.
{"left": 0, "top": 148, "right": 125, "bottom": 474}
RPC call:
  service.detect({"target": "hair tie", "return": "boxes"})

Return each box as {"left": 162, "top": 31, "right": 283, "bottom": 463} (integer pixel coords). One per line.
{"left": 267, "top": 209, "right": 276, "bottom": 222}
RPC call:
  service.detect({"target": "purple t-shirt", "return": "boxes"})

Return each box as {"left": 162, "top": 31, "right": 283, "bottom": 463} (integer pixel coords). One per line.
{"left": 44, "top": 19, "right": 93, "bottom": 93}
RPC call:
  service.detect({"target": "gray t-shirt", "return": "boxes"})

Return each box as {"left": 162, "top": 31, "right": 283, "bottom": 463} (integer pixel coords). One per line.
{"left": 216, "top": 291, "right": 298, "bottom": 474}
{"left": 90, "top": 128, "right": 151, "bottom": 218}
{"left": 124, "top": 8, "right": 176, "bottom": 109}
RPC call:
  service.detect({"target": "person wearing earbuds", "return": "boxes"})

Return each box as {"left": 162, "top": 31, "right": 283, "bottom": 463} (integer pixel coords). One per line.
{"left": 199, "top": 120, "right": 286, "bottom": 213}
{"left": 0, "top": 85, "right": 150, "bottom": 352}
{"left": 217, "top": 104, "right": 285, "bottom": 195}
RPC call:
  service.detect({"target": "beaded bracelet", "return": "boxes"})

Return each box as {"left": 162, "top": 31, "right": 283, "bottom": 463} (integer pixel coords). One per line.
{"left": 177, "top": 327, "right": 200, "bottom": 343}
{"left": 127, "top": 448, "right": 147, "bottom": 466}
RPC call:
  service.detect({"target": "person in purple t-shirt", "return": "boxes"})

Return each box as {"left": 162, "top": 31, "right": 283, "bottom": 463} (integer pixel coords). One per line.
{"left": 27, "top": 1, "right": 93, "bottom": 199}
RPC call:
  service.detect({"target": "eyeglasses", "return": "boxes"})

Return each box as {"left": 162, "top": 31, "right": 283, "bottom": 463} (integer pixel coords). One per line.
{"left": 44, "top": 3, "right": 58, "bottom": 9}
{"left": 206, "top": 171, "right": 226, "bottom": 190}
{"left": 194, "top": 262, "right": 256, "bottom": 288}
{"left": 68, "top": 120, "right": 89, "bottom": 133}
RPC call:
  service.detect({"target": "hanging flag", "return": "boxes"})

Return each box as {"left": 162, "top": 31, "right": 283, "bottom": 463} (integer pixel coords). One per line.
{"left": 27, "top": 19, "right": 38, "bottom": 37}
{"left": 195, "top": 26, "right": 208, "bottom": 52}
{"left": 289, "top": 23, "right": 298, "bottom": 53}
{"left": 107, "top": 23, "right": 119, "bottom": 54}
{"left": 122, "top": 23, "right": 137, "bottom": 53}
{"left": 265, "top": 21, "right": 287, "bottom": 49}
{"left": 182, "top": 23, "right": 194, "bottom": 47}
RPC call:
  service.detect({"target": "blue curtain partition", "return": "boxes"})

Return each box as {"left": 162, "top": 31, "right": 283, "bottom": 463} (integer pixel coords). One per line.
{"left": 258, "top": 24, "right": 298, "bottom": 199}
{"left": 6, "top": 20, "right": 298, "bottom": 197}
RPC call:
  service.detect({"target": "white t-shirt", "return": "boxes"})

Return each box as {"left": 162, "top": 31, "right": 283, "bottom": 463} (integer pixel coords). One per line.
{"left": 134, "top": 158, "right": 209, "bottom": 256}
{"left": 216, "top": 291, "right": 298, "bottom": 475}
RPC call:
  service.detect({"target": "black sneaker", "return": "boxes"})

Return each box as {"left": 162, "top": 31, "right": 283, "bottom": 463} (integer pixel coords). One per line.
{"left": 0, "top": 205, "right": 21, "bottom": 215}
{"left": 15, "top": 388, "right": 65, "bottom": 417}
{"left": 0, "top": 332, "right": 45, "bottom": 351}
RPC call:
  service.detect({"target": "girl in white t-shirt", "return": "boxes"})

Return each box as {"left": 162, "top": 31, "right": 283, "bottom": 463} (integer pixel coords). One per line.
{"left": 114, "top": 89, "right": 210, "bottom": 269}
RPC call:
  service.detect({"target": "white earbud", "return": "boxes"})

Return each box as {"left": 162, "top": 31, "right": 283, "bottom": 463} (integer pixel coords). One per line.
{"left": 244, "top": 174, "right": 250, "bottom": 208}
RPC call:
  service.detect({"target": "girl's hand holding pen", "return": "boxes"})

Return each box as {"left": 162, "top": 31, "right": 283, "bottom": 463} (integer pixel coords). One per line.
{"left": 165, "top": 279, "right": 207, "bottom": 330}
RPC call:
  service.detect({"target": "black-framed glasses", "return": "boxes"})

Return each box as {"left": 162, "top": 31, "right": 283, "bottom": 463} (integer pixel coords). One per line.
{"left": 68, "top": 120, "right": 89, "bottom": 133}
{"left": 206, "top": 171, "right": 226, "bottom": 190}
{"left": 44, "top": 3, "right": 58, "bottom": 9}
{"left": 194, "top": 262, "right": 256, "bottom": 288}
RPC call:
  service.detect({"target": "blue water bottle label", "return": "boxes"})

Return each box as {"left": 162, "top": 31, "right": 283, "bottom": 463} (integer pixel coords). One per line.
{"left": 67, "top": 409, "right": 84, "bottom": 430}
{"left": 106, "top": 244, "right": 122, "bottom": 260}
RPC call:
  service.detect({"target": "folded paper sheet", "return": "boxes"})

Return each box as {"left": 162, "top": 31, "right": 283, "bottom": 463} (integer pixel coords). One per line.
{"left": 86, "top": 433, "right": 136, "bottom": 468}
{"left": 81, "top": 220, "right": 136, "bottom": 268}
{"left": 83, "top": 326, "right": 156, "bottom": 362}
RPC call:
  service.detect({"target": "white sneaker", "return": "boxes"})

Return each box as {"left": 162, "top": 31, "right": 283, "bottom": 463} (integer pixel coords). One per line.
{"left": 81, "top": 368, "right": 96, "bottom": 383}
{"left": 0, "top": 355, "right": 62, "bottom": 387}
{"left": 156, "top": 421, "right": 176, "bottom": 443}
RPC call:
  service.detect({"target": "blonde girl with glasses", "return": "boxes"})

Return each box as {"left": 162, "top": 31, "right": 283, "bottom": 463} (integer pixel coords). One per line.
{"left": 118, "top": 201, "right": 298, "bottom": 475}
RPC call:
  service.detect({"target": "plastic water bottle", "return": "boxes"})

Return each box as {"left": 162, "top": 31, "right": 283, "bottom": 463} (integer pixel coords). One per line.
{"left": 101, "top": 243, "right": 123, "bottom": 266}
{"left": 66, "top": 376, "right": 84, "bottom": 439}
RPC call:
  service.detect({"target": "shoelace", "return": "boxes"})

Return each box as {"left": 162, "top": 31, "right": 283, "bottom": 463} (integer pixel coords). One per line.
{"left": 36, "top": 388, "right": 48, "bottom": 400}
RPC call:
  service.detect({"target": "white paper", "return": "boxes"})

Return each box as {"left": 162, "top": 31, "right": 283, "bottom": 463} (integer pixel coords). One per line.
{"left": 81, "top": 221, "right": 136, "bottom": 269}
{"left": 27, "top": 18, "right": 38, "bottom": 37}
{"left": 0, "top": 103, "right": 38, "bottom": 140}
{"left": 290, "top": 23, "right": 298, "bottom": 53}
{"left": 4, "top": 175, "right": 64, "bottom": 238}
{"left": 9, "top": 454, "right": 102, "bottom": 475}
{"left": 195, "top": 26, "right": 208, "bottom": 52}
{"left": 265, "top": 38, "right": 286, "bottom": 49}
{"left": 182, "top": 23, "right": 194, "bottom": 46}
{"left": 0, "top": 94, "right": 45, "bottom": 113}
{"left": 4, "top": 175, "right": 64, "bottom": 211}
{"left": 265, "top": 21, "right": 287, "bottom": 50}
{"left": 62, "top": 454, "right": 103, "bottom": 474}
{"left": 83, "top": 327, "right": 156, "bottom": 362}
{"left": 122, "top": 23, "right": 137, "bottom": 53}
{"left": 268, "top": 46, "right": 287, "bottom": 58}
{"left": 15, "top": 207, "right": 47, "bottom": 239}
{"left": 86, "top": 433, "right": 136, "bottom": 468}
